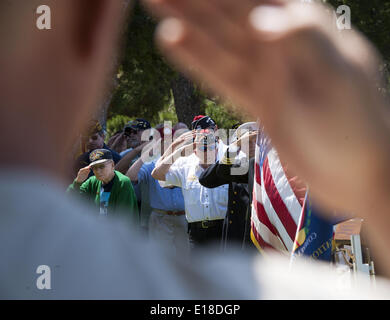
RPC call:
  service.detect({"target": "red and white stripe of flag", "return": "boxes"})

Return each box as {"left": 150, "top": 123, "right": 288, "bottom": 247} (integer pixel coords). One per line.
{"left": 251, "top": 134, "right": 306, "bottom": 253}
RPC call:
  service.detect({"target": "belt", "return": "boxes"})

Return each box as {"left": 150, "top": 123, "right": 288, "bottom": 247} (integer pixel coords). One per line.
{"left": 153, "top": 209, "right": 185, "bottom": 216}
{"left": 189, "top": 219, "right": 224, "bottom": 229}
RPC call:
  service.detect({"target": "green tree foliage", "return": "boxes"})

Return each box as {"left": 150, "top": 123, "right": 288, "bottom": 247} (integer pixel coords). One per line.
{"left": 154, "top": 101, "right": 179, "bottom": 126}
{"left": 108, "top": 1, "right": 243, "bottom": 128}
{"left": 109, "top": 1, "right": 390, "bottom": 129}
{"left": 105, "top": 114, "right": 132, "bottom": 138}
{"left": 109, "top": 2, "right": 176, "bottom": 120}
{"left": 205, "top": 100, "right": 246, "bottom": 130}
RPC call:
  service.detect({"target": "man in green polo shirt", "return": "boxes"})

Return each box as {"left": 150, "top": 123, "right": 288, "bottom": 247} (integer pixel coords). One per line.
{"left": 68, "top": 149, "right": 139, "bottom": 226}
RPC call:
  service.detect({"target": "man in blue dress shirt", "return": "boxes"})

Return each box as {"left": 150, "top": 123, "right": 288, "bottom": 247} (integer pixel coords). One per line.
{"left": 126, "top": 127, "right": 190, "bottom": 258}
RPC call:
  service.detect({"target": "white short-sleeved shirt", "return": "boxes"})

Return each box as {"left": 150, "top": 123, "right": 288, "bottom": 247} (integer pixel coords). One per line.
{"left": 163, "top": 154, "right": 229, "bottom": 223}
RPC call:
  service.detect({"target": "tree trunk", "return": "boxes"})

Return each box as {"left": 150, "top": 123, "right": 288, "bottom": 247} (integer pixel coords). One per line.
{"left": 171, "top": 74, "right": 204, "bottom": 128}
{"left": 93, "top": 0, "right": 132, "bottom": 129}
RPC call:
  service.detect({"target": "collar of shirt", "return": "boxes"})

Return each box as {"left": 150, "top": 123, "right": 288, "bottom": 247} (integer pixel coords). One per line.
{"left": 102, "top": 174, "right": 115, "bottom": 191}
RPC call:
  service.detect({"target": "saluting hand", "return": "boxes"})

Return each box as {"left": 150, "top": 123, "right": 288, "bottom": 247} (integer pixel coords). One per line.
{"left": 173, "top": 141, "right": 196, "bottom": 160}
{"left": 75, "top": 166, "right": 91, "bottom": 184}
{"left": 171, "top": 130, "right": 195, "bottom": 152}
{"left": 234, "top": 131, "right": 258, "bottom": 149}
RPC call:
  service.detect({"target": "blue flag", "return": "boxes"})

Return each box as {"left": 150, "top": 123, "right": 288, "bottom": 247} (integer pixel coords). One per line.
{"left": 291, "top": 193, "right": 336, "bottom": 262}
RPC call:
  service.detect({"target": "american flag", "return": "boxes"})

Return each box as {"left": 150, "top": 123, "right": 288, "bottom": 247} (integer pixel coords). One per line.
{"left": 250, "top": 128, "right": 307, "bottom": 252}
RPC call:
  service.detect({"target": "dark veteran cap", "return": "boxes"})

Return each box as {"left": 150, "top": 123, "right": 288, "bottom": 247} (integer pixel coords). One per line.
{"left": 191, "top": 115, "right": 217, "bottom": 130}
{"left": 124, "top": 118, "right": 151, "bottom": 131}
{"left": 89, "top": 149, "right": 113, "bottom": 167}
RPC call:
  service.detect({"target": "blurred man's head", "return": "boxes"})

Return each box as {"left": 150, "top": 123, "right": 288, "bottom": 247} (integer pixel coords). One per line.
{"left": 83, "top": 121, "right": 105, "bottom": 152}
{"left": 173, "top": 122, "right": 188, "bottom": 131}
{"left": 194, "top": 129, "right": 218, "bottom": 167}
{"left": 124, "top": 119, "right": 151, "bottom": 149}
{"left": 232, "top": 122, "right": 258, "bottom": 158}
{"left": 89, "top": 149, "right": 115, "bottom": 184}
{"left": 157, "top": 126, "right": 174, "bottom": 154}
{"left": 0, "top": 0, "right": 126, "bottom": 179}
{"left": 173, "top": 122, "right": 189, "bottom": 140}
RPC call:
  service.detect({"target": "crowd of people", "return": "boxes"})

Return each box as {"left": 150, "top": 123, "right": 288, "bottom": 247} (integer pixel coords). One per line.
{"left": 3, "top": 0, "right": 390, "bottom": 299}
{"left": 68, "top": 115, "right": 260, "bottom": 257}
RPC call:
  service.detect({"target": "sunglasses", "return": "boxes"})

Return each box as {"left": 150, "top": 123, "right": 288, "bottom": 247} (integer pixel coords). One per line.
{"left": 196, "top": 142, "right": 216, "bottom": 151}
{"left": 124, "top": 128, "right": 138, "bottom": 136}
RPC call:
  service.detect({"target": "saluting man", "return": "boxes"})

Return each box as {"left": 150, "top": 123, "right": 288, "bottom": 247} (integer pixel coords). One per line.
{"left": 199, "top": 122, "right": 258, "bottom": 252}
{"left": 152, "top": 128, "right": 229, "bottom": 252}
{"left": 67, "top": 149, "right": 139, "bottom": 225}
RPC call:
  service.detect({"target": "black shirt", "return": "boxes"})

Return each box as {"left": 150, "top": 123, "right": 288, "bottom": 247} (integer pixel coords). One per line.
{"left": 199, "top": 157, "right": 255, "bottom": 251}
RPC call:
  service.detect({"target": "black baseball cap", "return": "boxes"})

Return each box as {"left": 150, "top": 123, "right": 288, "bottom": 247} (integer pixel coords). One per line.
{"left": 124, "top": 118, "right": 151, "bottom": 131}
{"left": 89, "top": 149, "right": 113, "bottom": 167}
{"left": 191, "top": 116, "right": 217, "bottom": 130}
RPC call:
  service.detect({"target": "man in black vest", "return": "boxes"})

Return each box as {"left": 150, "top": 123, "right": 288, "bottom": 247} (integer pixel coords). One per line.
{"left": 199, "top": 122, "right": 258, "bottom": 251}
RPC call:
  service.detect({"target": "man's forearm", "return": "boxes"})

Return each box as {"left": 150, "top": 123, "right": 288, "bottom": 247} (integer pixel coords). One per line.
{"left": 156, "top": 143, "right": 175, "bottom": 167}
{"left": 151, "top": 152, "right": 178, "bottom": 181}
{"left": 115, "top": 148, "right": 140, "bottom": 174}
{"left": 109, "top": 135, "right": 126, "bottom": 153}
{"left": 126, "top": 157, "right": 144, "bottom": 182}
{"left": 199, "top": 162, "right": 227, "bottom": 188}
{"left": 66, "top": 180, "right": 82, "bottom": 194}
